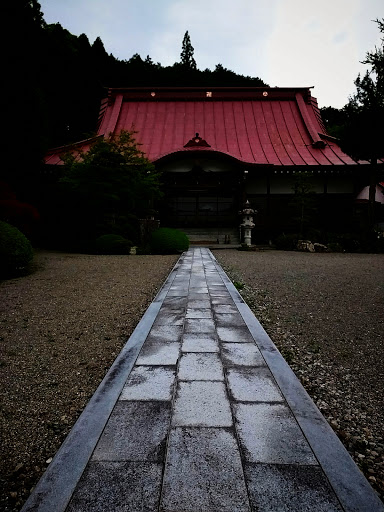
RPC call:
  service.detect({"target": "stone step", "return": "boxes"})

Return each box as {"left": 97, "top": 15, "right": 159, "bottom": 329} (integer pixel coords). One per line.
{"left": 179, "top": 228, "right": 240, "bottom": 244}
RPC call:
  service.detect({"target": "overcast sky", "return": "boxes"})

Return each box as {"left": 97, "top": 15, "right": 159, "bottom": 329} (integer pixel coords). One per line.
{"left": 39, "top": 0, "right": 383, "bottom": 108}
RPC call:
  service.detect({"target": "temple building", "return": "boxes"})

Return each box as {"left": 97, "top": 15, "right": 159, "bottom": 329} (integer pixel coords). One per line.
{"left": 45, "top": 87, "right": 384, "bottom": 243}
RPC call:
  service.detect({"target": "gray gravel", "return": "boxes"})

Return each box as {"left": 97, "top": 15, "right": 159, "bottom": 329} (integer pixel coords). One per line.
{"left": 214, "top": 248, "right": 384, "bottom": 503}
{"left": 0, "top": 251, "right": 178, "bottom": 512}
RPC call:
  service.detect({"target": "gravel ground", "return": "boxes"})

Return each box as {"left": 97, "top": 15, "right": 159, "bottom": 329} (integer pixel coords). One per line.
{"left": 0, "top": 251, "right": 179, "bottom": 512}
{"left": 214, "top": 249, "right": 384, "bottom": 503}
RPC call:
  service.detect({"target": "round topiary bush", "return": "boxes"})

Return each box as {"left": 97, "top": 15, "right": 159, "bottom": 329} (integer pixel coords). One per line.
{"left": 0, "top": 220, "right": 33, "bottom": 275}
{"left": 93, "top": 234, "right": 132, "bottom": 254}
{"left": 150, "top": 228, "right": 189, "bottom": 254}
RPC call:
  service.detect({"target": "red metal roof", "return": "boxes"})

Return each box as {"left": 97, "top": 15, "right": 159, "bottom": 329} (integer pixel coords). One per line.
{"left": 45, "top": 87, "right": 383, "bottom": 167}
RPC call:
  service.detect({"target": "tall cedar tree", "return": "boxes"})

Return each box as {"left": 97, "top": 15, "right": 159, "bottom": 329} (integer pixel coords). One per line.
{"left": 180, "top": 31, "right": 197, "bottom": 69}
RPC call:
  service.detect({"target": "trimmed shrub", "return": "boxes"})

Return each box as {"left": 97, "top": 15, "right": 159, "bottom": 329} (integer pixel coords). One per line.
{"left": 150, "top": 228, "right": 189, "bottom": 254}
{"left": 0, "top": 221, "right": 33, "bottom": 275}
{"left": 92, "top": 234, "right": 132, "bottom": 254}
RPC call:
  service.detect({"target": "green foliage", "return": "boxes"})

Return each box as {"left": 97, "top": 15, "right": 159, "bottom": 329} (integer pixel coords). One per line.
{"left": 0, "top": 221, "right": 33, "bottom": 276}
{"left": 150, "top": 228, "right": 189, "bottom": 254}
{"left": 274, "top": 233, "right": 299, "bottom": 251}
{"left": 92, "top": 234, "right": 132, "bottom": 254}
{"left": 58, "top": 130, "right": 162, "bottom": 246}
{"left": 340, "top": 19, "right": 384, "bottom": 162}
{"left": 233, "top": 281, "right": 245, "bottom": 290}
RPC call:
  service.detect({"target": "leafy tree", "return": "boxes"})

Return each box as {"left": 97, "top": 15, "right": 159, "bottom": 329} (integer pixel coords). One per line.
{"left": 341, "top": 19, "right": 384, "bottom": 227}
{"left": 180, "top": 31, "right": 197, "bottom": 70}
{"left": 58, "top": 130, "right": 162, "bottom": 245}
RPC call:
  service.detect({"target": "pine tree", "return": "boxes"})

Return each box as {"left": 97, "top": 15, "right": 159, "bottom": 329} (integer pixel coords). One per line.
{"left": 180, "top": 31, "right": 197, "bottom": 70}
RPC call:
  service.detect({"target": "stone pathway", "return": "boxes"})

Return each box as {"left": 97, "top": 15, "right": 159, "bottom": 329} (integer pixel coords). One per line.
{"left": 22, "top": 248, "right": 384, "bottom": 512}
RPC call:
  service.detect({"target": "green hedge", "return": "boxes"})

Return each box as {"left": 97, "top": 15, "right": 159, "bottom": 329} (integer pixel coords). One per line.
{"left": 0, "top": 221, "right": 33, "bottom": 275}
{"left": 92, "top": 234, "right": 132, "bottom": 254}
{"left": 150, "top": 228, "right": 189, "bottom": 254}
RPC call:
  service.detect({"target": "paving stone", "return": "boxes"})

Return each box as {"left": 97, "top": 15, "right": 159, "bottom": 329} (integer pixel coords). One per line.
{"left": 120, "top": 366, "right": 175, "bottom": 401}
{"left": 209, "top": 290, "right": 232, "bottom": 297}
{"left": 244, "top": 463, "right": 343, "bottom": 512}
{"left": 173, "top": 381, "right": 232, "bottom": 427}
{"left": 234, "top": 403, "right": 317, "bottom": 464}
{"left": 178, "top": 353, "right": 224, "bottom": 381}
{"left": 162, "top": 297, "right": 188, "bottom": 308}
{"left": 222, "top": 343, "right": 265, "bottom": 367}
{"left": 211, "top": 296, "right": 234, "bottom": 305}
{"left": 92, "top": 401, "right": 171, "bottom": 462}
{"left": 182, "top": 334, "right": 219, "bottom": 353}
{"left": 136, "top": 342, "right": 180, "bottom": 365}
{"left": 188, "top": 292, "right": 210, "bottom": 300}
{"left": 145, "top": 325, "right": 183, "bottom": 343}
{"left": 226, "top": 367, "right": 284, "bottom": 402}
{"left": 215, "top": 312, "right": 246, "bottom": 326}
{"left": 153, "top": 312, "right": 184, "bottom": 326}
{"left": 161, "top": 428, "right": 250, "bottom": 512}
{"left": 187, "top": 299, "right": 211, "bottom": 308}
{"left": 159, "top": 306, "right": 185, "bottom": 316}
{"left": 188, "top": 287, "right": 209, "bottom": 294}
{"left": 167, "top": 290, "right": 188, "bottom": 296}
{"left": 66, "top": 461, "right": 162, "bottom": 512}
{"left": 212, "top": 304, "right": 238, "bottom": 314}
{"left": 186, "top": 308, "right": 212, "bottom": 319}
{"left": 217, "top": 326, "right": 254, "bottom": 343}
{"left": 184, "top": 318, "right": 215, "bottom": 333}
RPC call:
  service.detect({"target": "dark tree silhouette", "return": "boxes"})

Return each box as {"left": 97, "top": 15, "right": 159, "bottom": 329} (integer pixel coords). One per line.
{"left": 340, "top": 19, "right": 384, "bottom": 226}
{"left": 180, "top": 31, "right": 197, "bottom": 69}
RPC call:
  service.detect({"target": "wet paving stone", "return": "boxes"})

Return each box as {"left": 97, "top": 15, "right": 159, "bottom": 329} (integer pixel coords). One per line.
{"left": 136, "top": 341, "right": 180, "bottom": 366}
{"left": 145, "top": 325, "right": 183, "bottom": 343}
{"left": 221, "top": 343, "right": 265, "bottom": 367}
{"left": 214, "top": 312, "right": 246, "bottom": 326}
{"left": 67, "top": 461, "right": 163, "bottom": 512}
{"left": 188, "top": 287, "right": 209, "bottom": 294}
{"left": 244, "top": 463, "right": 343, "bottom": 512}
{"left": 182, "top": 333, "right": 219, "bottom": 353}
{"left": 186, "top": 308, "right": 213, "bottom": 319}
{"left": 153, "top": 312, "right": 184, "bottom": 326}
{"left": 212, "top": 304, "right": 238, "bottom": 314}
{"left": 184, "top": 318, "right": 215, "bottom": 333}
{"left": 187, "top": 292, "right": 210, "bottom": 300}
{"left": 120, "top": 366, "right": 175, "bottom": 401}
{"left": 162, "top": 297, "right": 188, "bottom": 308}
{"left": 161, "top": 427, "right": 250, "bottom": 512}
{"left": 234, "top": 403, "right": 317, "bottom": 464}
{"left": 226, "top": 367, "right": 284, "bottom": 402}
{"left": 187, "top": 299, "right": 211, "bottom": 308}
{"left": 211, "top": 296, "right": 234, "bottom": 305}
{"left": 173, "top": 381, "right": 232, "bottom": 427}
{"left": 178, "top": 353, "right": 224, "bottom": 381}
{"left": 217, "top": 326, "right": 254, "bottom": 343}
{"left": 92, "top": 401, "right": 171, "bottom": 462}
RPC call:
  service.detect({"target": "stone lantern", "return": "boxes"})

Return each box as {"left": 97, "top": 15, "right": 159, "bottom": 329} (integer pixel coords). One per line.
{"left": 239, "top": 200, "right": 256, "bottom": 246}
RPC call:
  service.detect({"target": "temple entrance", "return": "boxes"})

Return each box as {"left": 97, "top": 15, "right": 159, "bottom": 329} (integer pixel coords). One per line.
{"left": 165, "top": 192, "right": 236, "bottom": 228}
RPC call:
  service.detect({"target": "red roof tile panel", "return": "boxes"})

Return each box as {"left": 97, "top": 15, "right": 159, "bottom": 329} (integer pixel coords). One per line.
{"left": 46, "top": 87, "right": 378, "bottom": 167}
